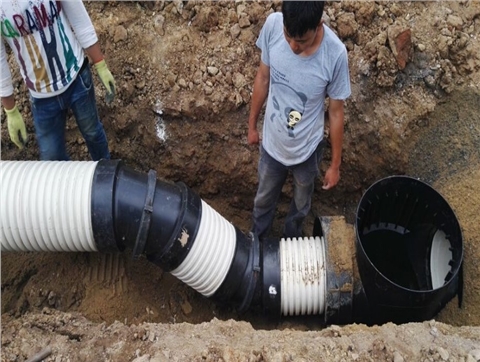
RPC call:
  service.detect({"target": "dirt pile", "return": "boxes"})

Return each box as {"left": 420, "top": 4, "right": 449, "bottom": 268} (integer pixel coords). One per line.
{"left": 2, "top": 310, "right": 480, "bottom": 362}
{"left": 1, "top": 1, "right": 480, "bottom": 361}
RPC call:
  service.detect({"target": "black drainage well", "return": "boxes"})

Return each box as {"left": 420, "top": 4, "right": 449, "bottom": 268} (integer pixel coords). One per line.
{"left": 355, "top": 176, "right": 463, "bottom": 325}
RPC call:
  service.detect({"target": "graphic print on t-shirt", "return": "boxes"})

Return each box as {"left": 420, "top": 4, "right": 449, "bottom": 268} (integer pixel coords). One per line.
{"left": 1, "top": 0, "right": 81, "bottom": 93}
{"left": 269, "top": 79, "right": 307, "bottom": 139}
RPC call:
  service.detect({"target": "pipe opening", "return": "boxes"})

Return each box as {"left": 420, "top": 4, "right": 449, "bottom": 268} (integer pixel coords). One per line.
{"left": 357, "top": 177, "right": 462, "bottom": 291}
{"left": 355, "top": 176, "right": 463, "bottom": 323}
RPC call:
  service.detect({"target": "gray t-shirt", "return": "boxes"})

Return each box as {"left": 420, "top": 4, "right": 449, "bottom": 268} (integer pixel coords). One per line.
{"left": 257, "top": 12, "right": 351, "bottom": 166}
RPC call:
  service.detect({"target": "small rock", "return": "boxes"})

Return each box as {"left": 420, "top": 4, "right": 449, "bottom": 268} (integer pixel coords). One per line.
{"left": 193, "top": 70, "right": 203, "bottom": 85}
{"left": 114, "top": 25, "right": 128, "bottom": 43}
{"left": 167, "top": 73, "right": 177, "bottom": 87}
{"left": 181, "top": 300, "right": 193, "bottom": 315}
{"left": 230, "top": 24, "right": 241, "bottom": 39}
{"left": 207, "top": 66, "right": 219, "bottom": 76}
{"left": 191, "top": 7, "right": 218, "bottom": 33}
{"left": 469, "top": 349, "right": 480, "bottom": 361}
{"left": 232, "top": 72, "right": 246, "bottom": 89}
{"left": 149, "top": 332, "right": 156, "bottom": 342}
{"left": 336, "top": 13, "right": 358, "bottom": 38}
{"left": 437, "top": 347, "right": 449, "bottom": 361}
{"left": 238, "top": 15, "right": 251, "bottom": 28}
{"left": 204, "top": 86, "right": 213, "bottom": 95}
{"left": 446, "top": 14, "right": 463, "bottom": 30}
{"left": 467, "top": 354, "right": 477, "bottom": 362}
{"left": 178, "top": 79, "right": 187, "bottom": 88}
{"left": 236, "top": 4, "right": 246, "bottom": 16}
{"left": 329, "top": 325, "right": 342, "bottom": 337}
{"left": 393, "top": 351, "right": 404, "bottom": 362}
{"left": 394, "top": 29, "right": 412, "bottom": 69}
{"left": 47, "top": 291, "right": 56, "bottom": 306}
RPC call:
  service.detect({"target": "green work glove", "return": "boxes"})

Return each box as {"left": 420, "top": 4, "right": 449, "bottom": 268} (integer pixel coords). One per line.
{"left": 94, "top": 59, "right": 115, "bottom": 104}
{"left": 5, "top": 105, "right": 27, "bottom": 149}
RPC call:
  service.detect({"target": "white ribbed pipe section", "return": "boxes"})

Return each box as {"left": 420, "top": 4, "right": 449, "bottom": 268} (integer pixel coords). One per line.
{"left": 280, "top": 236, "right": 327, "bottom": 316}
{"left": 171, "top": 200, "right": 236, "bottom": 297}
{"left": 1, "top": 161, "right": 98, "bottom": 252}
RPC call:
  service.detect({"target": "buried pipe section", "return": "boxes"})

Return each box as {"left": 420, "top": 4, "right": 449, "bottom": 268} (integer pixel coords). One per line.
{"left": 1, "top": 161, "right": 99, "bottom": 252}
{"left": 0, "top": 161, "right": 463, "bottom": 325}
{"left": 1, "top": 160, "right": 256, "bottom": 310}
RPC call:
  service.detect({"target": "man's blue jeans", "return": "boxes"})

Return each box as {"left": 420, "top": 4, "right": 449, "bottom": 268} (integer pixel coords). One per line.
{"left": 252, "top": 140, "right": 326, "bottom": 240}
{"left": 30, "top": 61, "right": 110, "bottom": 161}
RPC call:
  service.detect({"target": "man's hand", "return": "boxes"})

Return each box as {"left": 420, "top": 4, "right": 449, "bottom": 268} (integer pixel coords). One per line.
{"left": 5, "top": 106, "right": 27, "bottom": 149}
{"left": 322, "top": 166, "right": 340, "bottom": 190}
{"left": 94, "top": 59, "right": 115, "bottom": 104}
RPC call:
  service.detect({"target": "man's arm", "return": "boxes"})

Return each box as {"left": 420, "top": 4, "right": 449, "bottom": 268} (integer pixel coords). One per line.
{"left": 62, "top": 0, "right": 115, "bottom": 101}
{"left": 1, "top": 94, "right": 15, "bottom": 110}
{"left": 247, "top": 61, "right": 270, "bottom": 145}
{"left": 1, "top": 38, "right": 15, "bottom": 109}
{"left": 84, "top": 42, "right": 105, "bottom": 64}
{"left": 322, "top": 98, "right": 345, "bottom": 190}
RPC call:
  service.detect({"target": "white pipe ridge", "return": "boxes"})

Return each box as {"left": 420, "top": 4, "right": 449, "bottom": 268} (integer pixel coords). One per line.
{"left": 171, "top": 200, "right": 236, "bottom": 297}
{"left": 280, "top": 236, "right": 327, "bottom": 316}
{"left": 1, "top": 161, "right": 98, "bottom": 252}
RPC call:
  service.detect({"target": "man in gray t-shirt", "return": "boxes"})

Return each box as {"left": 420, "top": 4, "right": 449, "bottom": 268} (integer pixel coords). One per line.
{"left": 248, "top": 1, "right": 351, "bottom": 239}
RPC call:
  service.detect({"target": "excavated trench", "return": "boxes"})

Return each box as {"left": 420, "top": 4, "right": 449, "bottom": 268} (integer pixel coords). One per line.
{"left": 0, "top": 156, "right": 464, "bottom": 328}
{"left": 2, "top": 88, "right": 478, "bottom": 329}
{"left": 3, "top": 0, "right": 480, "bottom": 306}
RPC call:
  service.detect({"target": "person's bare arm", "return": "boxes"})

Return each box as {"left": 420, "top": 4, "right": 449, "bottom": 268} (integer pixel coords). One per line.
{"left": 84, "top": 42, "right": 104, "bottom": 64}
{"left": 247, "top": 61, "right": 270, "bottom": 145}
{"left": 322, "top": 99, "right": 345, "bottom": 190}
{"left": 1, "top": 94, "right": 15, "bottom": 110}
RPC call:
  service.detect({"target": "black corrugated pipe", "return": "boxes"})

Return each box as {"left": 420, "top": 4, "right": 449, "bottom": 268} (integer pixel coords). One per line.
{"left": 0, "top": 161, "right": 463, "bottom": 325}
{"left": 85, "top": 159, "right": 261, "bottom": 311}
{"left": 355, "top": 176, "right": 464, "bottom": 325}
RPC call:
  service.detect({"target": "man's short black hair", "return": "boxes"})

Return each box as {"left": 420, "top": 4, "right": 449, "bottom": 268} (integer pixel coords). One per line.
{"left": 282, "top": 1, "right": 325, "bottom": 38}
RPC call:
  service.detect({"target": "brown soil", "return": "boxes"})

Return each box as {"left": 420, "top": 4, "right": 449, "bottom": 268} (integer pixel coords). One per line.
{"left": 1, "top": 1, "right": 480, "bottom": 361}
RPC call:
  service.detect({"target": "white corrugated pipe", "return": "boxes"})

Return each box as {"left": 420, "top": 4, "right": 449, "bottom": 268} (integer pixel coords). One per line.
{"left": 280, "top": 236, "right": 326, "bottom": 316}
{"left": 1, "top": 161, "right": 98, "bottom": 252}
{"left": 0, "top": 160, "right": 337, "bottom": 322}
{"left": 0, "top": 160, "right": 252, "bottom": 311}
